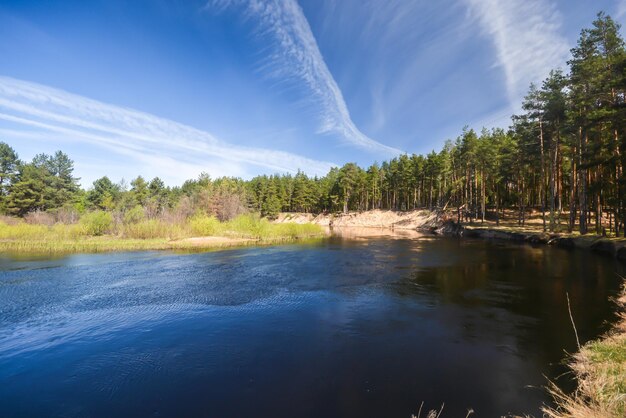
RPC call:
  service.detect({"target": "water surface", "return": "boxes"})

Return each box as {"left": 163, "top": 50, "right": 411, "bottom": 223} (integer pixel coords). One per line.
{"left": 0, "top": 235, "right": 623, "bottom": 417}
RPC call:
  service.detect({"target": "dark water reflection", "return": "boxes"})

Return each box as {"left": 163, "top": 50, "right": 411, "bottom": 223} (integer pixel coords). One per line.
{"left": 0, "top": 236, "right": 623, "bottom": 417}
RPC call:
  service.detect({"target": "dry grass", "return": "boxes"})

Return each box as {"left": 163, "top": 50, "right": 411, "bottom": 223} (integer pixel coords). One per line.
{"left": 0, "top": 213, "right": 324, "bottom": 254}
{"left": 542, "top": 287, "right": 626, "bottom": 418}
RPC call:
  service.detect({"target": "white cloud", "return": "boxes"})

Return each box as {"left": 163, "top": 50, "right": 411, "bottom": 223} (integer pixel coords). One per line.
{"left": 464, "top": 0, "right": 570, "bottom": 104}
{"left": 207, "top": 0, "right": 403, "bottom": 156}
{"left": 0, "top": 76, "right": 336, "bottom": 184}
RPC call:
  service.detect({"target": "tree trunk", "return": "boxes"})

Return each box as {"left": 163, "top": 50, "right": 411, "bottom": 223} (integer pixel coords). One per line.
{"left": 569, "top": 149, "right": 577, "bottom": 233}
{"left": 481, "top": 168, "right": 486, "bottom": 223}
{"left": 579, "top": 127, "right": 588, "bottom": 235}
{"left": 539, "top": 118, "right": 546, "bottom": 232}
{"left": 549, "top": 128, "right": 558, "bottom": 231}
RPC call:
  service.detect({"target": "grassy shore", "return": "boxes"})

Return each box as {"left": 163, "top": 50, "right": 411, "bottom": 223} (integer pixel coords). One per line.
{"left": 0, "top": 214, "right": 324, "bottom": 254}
{"left": 543, "top": 286, "right": 626, "bottom": 418}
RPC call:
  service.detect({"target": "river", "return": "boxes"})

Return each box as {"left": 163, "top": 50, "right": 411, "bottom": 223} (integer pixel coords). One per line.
{"left": 0, "top": 233, "right": 623, "bottom": 417}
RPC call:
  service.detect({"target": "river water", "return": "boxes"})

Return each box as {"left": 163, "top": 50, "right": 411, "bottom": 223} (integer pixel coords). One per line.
{"left": 0, "top": 233, "right": 623, "bottom": 417}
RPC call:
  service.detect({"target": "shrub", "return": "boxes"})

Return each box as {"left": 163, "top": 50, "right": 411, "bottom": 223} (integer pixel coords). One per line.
{"left": 122, "top": 219, "right": 184, "bottom": 239}
{"left": 124, "top": 206, "right": 145, "bottom": 224}
{"left": 211, "top": 192, "right": 247, "bottom": 221}
{"left": 223, "top": 213, "right": 263, "bottom": 237}
{"left": 170, "top": 196, "right": 195, "bottom": 223}
{"left": 50, "top": 206, "right": 81, "bottom": 224}
{"left": 189, "top": 214, "right": 221, "bottom": 236}
{"left": 80, "top": 211, "right": 113, "bottom": 236}
{"left": 24, "top": 210, "right": 55, "bottom": 226}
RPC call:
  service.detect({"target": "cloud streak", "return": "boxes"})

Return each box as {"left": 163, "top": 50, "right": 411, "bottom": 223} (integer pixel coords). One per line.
{"left": 463, "top": 0, "right": 570, "bottom": 104}
{"left": 618, "top": 0, "right": 626, "bottom": 19}
{"left": 0, "top": 76, "right": 335, "bottom": 183}
{"left": 209, "top": 0, "right": 403, "bottom": 156}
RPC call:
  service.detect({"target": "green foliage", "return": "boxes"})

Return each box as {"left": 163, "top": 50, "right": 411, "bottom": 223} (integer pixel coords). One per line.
{"left": 189, "top": 214, "right": 221, "bottom": 236}
{"left": 80, "top": 211, "right": 113, "bottom": 236}
{"left": 88, "top": 176, "right": 119, "bottom": 210}
{"left": 130, "top": 176, "right": 149, "bottom": 206}
{"left": 124, "top": 206, "right": 145, "bottom": 224}
{"left": 6, "top": 163, "right": 47, "bottom": 216}
{"left": 224, "top": 213, "right": 264, "bottom": 237}
{"left": 0, "top": 142, "right": 19, "bottom": 211}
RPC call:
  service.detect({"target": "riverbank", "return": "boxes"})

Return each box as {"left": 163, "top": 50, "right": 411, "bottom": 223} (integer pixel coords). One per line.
{"left": 275, "top": 209, "right": 440, "bottom": 229}
{"left": 0, "top": 234, "right": 325, "bottom": 254}
{"left": 0, "top": 214, "right": 324, "bottom": 254}
{"left": 0, "top": 236, "right": 257, "bottom": 253}
{"left": 544, "top": 285, "right": 626, "bottom": 418}
{"left": 277, "top": 210, "right": 626, "bottom": 261}
{"left": 445, "top": 225, "right": 626, "bottom": 261}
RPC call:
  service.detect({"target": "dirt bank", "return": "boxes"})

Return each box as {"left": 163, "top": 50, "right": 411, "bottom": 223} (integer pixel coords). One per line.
{"left": 275, "top": 210, "right": 440, "bottom": 229}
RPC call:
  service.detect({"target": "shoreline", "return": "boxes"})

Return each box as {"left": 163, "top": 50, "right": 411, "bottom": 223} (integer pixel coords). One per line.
{"left": 543, "top": 284, "right": 626, "bottom": 418}
{"left": 0, "top": 234, "right": 324, "bottom": 255}
{"left": 5, "top": 208, "right": 626, "bottom": 257}
{"left": 433, "top": 222, "right": 626, "bottom": 262}
{"left": 278, "top": 209, "right": 626, "bottom": 261}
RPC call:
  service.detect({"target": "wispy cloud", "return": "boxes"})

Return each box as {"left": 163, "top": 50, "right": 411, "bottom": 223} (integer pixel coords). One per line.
{"left": 463, "top": 0, "right": 569, "bottom": 104}
{"left": 0, "top": 76, "right": 335, "bottom": 183}
{"left": 207, "top": 0, "right": 403, "bottom": 156}
{"left": 618, "top": 0, "right": 626, "bottom": 19}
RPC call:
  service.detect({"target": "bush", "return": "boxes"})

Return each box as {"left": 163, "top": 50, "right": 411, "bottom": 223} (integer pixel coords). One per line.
{"left": 50, "top": 206, "right": 81, "bottom": 224}
{"left": 24, "top": 210, "right": 55, "bottom": 226}
{"left": 211, "top": 192, "right": 247, "bottom": 221}
{"left": 122, "top": 219, "right": 184, "bottom": 239}
{"left": 124, "top": 206, "right": 145, "bottom": 224}
{"left": 223, "top": 213, "right": 264, "bottom": 237}
{"left": 189, "top": 214, "right": 221, "bottom": 236}
{"left": 80, "top": 211, "right": 113, "bottom": 236}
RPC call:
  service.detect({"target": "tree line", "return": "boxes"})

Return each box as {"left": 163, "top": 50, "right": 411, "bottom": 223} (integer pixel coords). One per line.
{"left": 1, "top": 12, "right": 625, "bottom": 235}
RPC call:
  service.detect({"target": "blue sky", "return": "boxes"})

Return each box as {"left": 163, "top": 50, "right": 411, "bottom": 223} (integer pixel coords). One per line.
{"left": 1, "top": 0, "right": 625, "bottom": 186}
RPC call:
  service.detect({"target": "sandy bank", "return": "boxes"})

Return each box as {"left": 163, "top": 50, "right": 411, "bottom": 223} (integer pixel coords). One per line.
{"left": 275, "top": 210, "right": 440, "bottom": 229}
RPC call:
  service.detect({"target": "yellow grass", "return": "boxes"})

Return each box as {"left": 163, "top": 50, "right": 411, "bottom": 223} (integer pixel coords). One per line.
{"left": 0, "top": 214, "right": 324, "bottom": 254}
